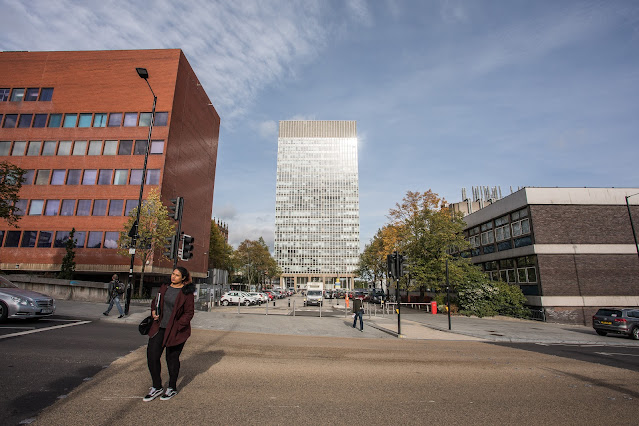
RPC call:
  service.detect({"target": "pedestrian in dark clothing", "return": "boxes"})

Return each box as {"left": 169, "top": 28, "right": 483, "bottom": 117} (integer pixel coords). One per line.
{"left": 352, "top": 297, "right": 364, "bottom": 331}
{"left": 143, "top": 266, "right": 195, "bottom": 402}
{"left": 103, "top": 274, "right": 124, "bottom": 318}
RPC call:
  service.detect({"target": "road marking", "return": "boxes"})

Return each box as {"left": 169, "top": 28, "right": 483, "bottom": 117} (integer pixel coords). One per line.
{"left": 0, "top": 326, "right": 36, "bottom": 330}
{"left": 40, "top": 318, "right": 87, "bottom": 322}
{"left": 0, "top": 321, "right": 91, "bottom": 340}
{"left": 595, "top": 351, "right": 639, "bottom": 357}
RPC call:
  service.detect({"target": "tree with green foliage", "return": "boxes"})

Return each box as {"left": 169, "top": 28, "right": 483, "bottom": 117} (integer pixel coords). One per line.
{"left": 117, "top": 189, "right": 175, "bottom": 297}
{"left": 233, "top": 238, "right": 280, "bottom": 290}
{"left": 0, "top": 162, "right": 26, "bottom": 227}
{"left": 58, "top": 228, "right": 77, "bottom": 280}
{"left": 208, "top": 221, "right": 234, "bottom": 273}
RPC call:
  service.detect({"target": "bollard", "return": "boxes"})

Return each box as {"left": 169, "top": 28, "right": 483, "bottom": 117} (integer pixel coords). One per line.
{"left": 266, "top": 298, "right": 268, "bottom": 315}
{"left": 293, "top": 299, "right": 296, "bottom": 317}
{"left": 319, "top": 300, "right": 322, "bottom": 318}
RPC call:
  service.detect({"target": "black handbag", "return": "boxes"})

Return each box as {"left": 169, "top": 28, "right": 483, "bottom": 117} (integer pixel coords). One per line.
{"left": 139, "top": 315, "right": 153, "bottom": 335}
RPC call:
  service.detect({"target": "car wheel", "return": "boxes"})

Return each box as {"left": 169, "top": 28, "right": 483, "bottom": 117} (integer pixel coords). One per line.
{"left": 0, "top": 301, "right": 8, "bottom": 322}
{"left": 222, "top": 300, "right": 229, "bottom": 306}
{"left": 244, "top": 300, "right": 250, "bottom": 306}
{"left": 595, "top": 330, "right": 607, "bottom": 336}
{"left": 632, "top": 327, "right": 639, "bottom": 341}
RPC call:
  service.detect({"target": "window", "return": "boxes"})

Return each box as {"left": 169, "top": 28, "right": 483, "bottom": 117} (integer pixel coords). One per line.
{"left": 481, "top": 229, "right": 494, "bottom": 245}
{"left": 130, "top": 169, "right": 143, "bottom": 185}
{"left": 63, "top": 114, "right": 77, "bottom": 127}
{"left": 93, "top": 113, "right": 107, "bottom": 127}
{"left": 11, "top": 141, "right": 26, "bottom": 155}
{"left": 37, "top": 231, "right": 54, "bottom": 248}
{"left": 60, "top": 199, "right": 75, "bottom": 216}
{"left": 108, "top": 113, "right": 122, "bottom": 127}
{"left": 42, "top": 141, "right": 56, "bottom": 156}
{"left": 139, "top": 112, "right": 152, "bottom": 127}
{"left": 155, "top": 112, "right": 168, "bottom": 126}
{"left": 497, "top": 240, "right": 512, "bottom": 251}
{"left": 0, "top": 141, "right": 9, "bottom": 156}
{"left": 44, "top": 200, "right": 60, "bottom": 216}
{"left": 0, "top": 88, "right": 9, "bottom": 101}
{"left": 150, "top": 140, "right": 164, "bottom": 154}
{"left": 5, "top": 230, "right": 21, "bottom": 247}
{"left": 103, "top": 140, "right": 117, "bottom": 155}
{"left": 76, "top": 200, "right": 91, "bottom": 216}
{"left": 11, "top": 88, "right": 25, "bottom": 102}
{"left": 118, "top": 140, "right": 133, "bottom": 155}
{"left": 97, "top": 169, "right": 112, "bottom": 185}
{"left": 134, "top": 140, "right": 147, "bottom": 155}
{"left": 25, "top": 88, "right": 40, "bottom": 101}
{"left": 73, "top": 140, "right": 87, "bottom": 155}
{"left": 21, "top": 170, "right": 34, "bottom": 185}
{"left": 78, "top": 113, "right": 92, "bottom": 127}
{"left": 123, "top": 112, "right": 138, "bottom": 127}
{"left": 35, "top": 170, "right": 50, "bottom": 185}
{"left": 48, "top": 114, "right": 62, "bottom": 127}
{"left": 57, "top": 141, "right": 72, "bottom": 155}
{"left": 54, "top": 231, "right": 69, "bottom": 248}
{"left": 108, "top": 200, "right": 124, "bottom": 216}
{"left": 18, "top": 114, "right": 33, "bottom": 128}
{"left": 14, "top": 199, "right": 28, "bottom": 215}
{"left": 517, "top": 267, "right": 537, "bottom": 283}
{"left": 3, "top": 114, "right": 17, "bottom": 128}
{"left": 511, "top": 217, "right": 530, "bottom": 237}
{"left": 39, "top": 88, "right": 53, "bottom": 101}
{"left": 51, "top": 169, "right": 66, "bottom": 185}
{"left": 92, "top": 200, "right": 108, "bottom": 216}
{"left": 483, "top": 245, "right": 495, "bottom": 254}
{"left": 495, "top": 224, "right": 511, "bottom": 242}
{"left": 104, "top": 232, "right": 119, "bottom": 249}
{"left": 29, "top": 200, "right": 44, "bottom": 215}
{"left": 21, "top": 231, "right": 38, "bottom": 247}
{"left": 82, "top": 169, "right": 97, "bottom": 185}
{"left": 74, "top": 231, "right": 86, "bottom": 248}
{"left": 66, "top": 169, "right": 81, "bottom": 185}
{"left": 88, "top": 140, "right": 102, "bottom": 155}
{"left": 125, "top": 200, "right": 138, "bottom": 215}
{"left": 33, "top": 114, "right": 48, "bottom": 127}
{"left": 87, "top": 231, "right": 103, "bottom": 248}
{"left": 0, "top": 230, "right": 3, "bottom": 246}
{"left": 27, "top": 141, "right": 41, "bottom": 155}
{"left": 514, "top": 236, "right": 532, "bottom": 248}
{"left": 113, "top": 169, "right": 128, "bottom": 185}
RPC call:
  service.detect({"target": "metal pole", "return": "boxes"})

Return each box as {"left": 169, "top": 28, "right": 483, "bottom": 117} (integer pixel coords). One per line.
{"left": 626, "top": 194, "right": 639, "bottom": 263}
{"left": 446, "top": 259, "right": 451, "bottom": 330}
{"left": 395, "top": 251, "right": 401, "bottom": 336}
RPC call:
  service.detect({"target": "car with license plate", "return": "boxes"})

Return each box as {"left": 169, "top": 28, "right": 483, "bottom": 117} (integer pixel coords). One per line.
{"left": 0, "top": 275, "right": 56, "bottom": 322}
{"left": 592, "top": 308, "right": 639, "bottom": 340}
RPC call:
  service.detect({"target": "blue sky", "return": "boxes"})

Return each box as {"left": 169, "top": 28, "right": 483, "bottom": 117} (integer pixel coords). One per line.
{"left": 2, "top": 0, "right": 639, "bottom": 251}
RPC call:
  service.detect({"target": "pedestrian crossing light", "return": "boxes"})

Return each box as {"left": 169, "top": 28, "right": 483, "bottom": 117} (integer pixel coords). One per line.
{"left": 181, "top": 234, "right": 194, "bottom": 260}
{"left": 163, "top": 235, "right": 177, "bottom": 260}
{"left": 168, "top": 197, "right": 183, "bottom": 221}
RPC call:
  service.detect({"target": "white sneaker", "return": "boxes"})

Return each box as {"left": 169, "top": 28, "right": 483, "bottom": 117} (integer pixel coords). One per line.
{"left": 143, "top": 387, "right": 164, "bottom": 402}
{"left": 160, "top": 387, "right": 178, "bottom": 400}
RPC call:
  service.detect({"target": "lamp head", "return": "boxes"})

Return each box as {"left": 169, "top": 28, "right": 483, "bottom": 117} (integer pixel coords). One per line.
{"left": 136, "top": 68, "right": 149, "bottom": 79}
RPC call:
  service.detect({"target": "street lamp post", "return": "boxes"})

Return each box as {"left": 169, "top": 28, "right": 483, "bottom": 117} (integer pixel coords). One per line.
{"left": 125, "top": 67, "right": 157, "bottom": 315}
{"left": 626, "top": 192, "right": 639, "bottom": 263}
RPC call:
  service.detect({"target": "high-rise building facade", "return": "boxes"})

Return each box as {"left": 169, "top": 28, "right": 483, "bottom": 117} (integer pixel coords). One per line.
{"left": 275, "top": 120, "right": 360, "bottom": 291}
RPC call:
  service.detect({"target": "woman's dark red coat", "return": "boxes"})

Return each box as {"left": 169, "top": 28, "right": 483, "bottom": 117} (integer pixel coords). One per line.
{"left": 148, "top": 283, "right": 195, "bottom": 347}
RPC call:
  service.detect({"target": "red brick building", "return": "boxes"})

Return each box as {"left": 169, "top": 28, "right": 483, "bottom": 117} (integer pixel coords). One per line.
{"left": 0, "top": 49, "right": 220, "bottom": 285}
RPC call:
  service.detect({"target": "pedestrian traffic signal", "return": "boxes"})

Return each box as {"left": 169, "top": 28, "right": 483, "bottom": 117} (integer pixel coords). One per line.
{"left": 168, "top": 197, "right": 183, "bottom": 221}
{"left": 181, "top": 234, "right": 194, "bottom": 260}
{"left": 163, "top": 235, "right": 177, "bottom": 260}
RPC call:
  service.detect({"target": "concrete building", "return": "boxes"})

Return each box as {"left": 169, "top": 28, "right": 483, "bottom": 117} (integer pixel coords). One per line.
{"left": 0, "top": 49, "right": 220, "bottom": 285}
{"left": 459, "top": 187, "right": 639, "bottom": 324}
{"left": 275, "top": 120, "right": 360, "bottom": 291}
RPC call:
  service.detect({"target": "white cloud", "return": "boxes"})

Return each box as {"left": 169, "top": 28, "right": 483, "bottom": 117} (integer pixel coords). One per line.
{"left": 258, "top": 120, "right": 278, "bottom": 141}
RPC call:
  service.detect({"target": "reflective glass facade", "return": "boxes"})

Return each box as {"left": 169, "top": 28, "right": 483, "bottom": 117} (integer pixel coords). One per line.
{"left": 275, "top": 121, "right": 360, "bottom": 285}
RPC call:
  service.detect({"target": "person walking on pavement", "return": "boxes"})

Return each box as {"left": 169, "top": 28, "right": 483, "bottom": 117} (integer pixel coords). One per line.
{"left": 143, "top": 266, "right": 195, "bottom": 402}
{"left": 352, "top": 296, "right": 364, "bottom": 331}
{"left": 103, "top": 274, "right": 125, "bottom": 318}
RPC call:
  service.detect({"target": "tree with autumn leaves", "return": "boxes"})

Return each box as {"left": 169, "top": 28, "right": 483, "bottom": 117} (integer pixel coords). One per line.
{"left": 232, "top": 238, "right": 280, "bottom": 290}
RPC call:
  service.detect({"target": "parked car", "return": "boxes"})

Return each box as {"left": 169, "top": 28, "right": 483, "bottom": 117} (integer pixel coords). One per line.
{"left": 370, "top": 289, "right": 386, "bottom": 304}
{"left": 592, "top": 308, "right": 639, "bottom": 340}
{"left": 221, "top": 291, "right": 252, "bottom": 306}
{"left": 0, "top": 275, "right": 56, "bottom": 322}
{"left": 305, "top": 290, "right": 323, "bottom": 306}
{"left": 249, "top": 292, "right": 268, "bottom": 304}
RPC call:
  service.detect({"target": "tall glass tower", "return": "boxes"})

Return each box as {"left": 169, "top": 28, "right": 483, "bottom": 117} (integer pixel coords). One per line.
{"left": 275, "top": 120, "right": 360, "bottom": 291}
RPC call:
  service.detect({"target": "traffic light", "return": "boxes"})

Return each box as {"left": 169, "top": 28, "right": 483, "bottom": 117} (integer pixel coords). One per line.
{"left": 168, "top": 197, "right": 183, "bottom": 221}
{"left": 181, "top": 234, "right": 194, "bottom": 260}
{"left": 163, "top": 235, "right": 177, "bottom": 260}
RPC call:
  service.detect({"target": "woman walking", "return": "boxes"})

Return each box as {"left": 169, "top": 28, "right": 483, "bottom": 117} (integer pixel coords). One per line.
{"left": 143, "top": 266, "right": 195, "bottom": 401}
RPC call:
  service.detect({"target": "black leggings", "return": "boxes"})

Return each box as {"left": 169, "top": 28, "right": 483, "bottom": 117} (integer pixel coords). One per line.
{"left": 147, "top": 328, "right": 185, "bottom": 390}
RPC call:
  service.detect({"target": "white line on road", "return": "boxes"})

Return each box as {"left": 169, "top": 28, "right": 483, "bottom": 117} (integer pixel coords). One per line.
{"left": 0, "top": 326, "right": 36, "bottom": 330}
{"left": 0, "top": 320, "right": 91, "bottom": 340}
{"left": 595, "top": 352, "right": 639, "bottom": 357}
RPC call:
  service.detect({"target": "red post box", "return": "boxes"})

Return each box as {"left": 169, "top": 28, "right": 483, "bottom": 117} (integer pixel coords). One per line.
{"left": 430, "top": 301, "right": 437, "bottom": 314}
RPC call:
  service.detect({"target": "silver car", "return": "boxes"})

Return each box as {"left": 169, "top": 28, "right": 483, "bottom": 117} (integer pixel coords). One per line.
{"left": 0, "top": 275, "right": 56, "bottom": 322}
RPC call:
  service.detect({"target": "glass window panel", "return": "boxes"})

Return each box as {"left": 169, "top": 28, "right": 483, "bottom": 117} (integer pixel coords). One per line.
{"left": 32, "top": 114, "right": 48, "bottom": 128}
{"left": 507, "top": 270, "right": 516, "bottom": 283}
{"left": 74, "top": 231, "right": 86, "bottom": 248}
{"left": 125, "top": 200, "right": 138, "bottom": 216}
{"left": 27, "top": 141, "right": 41, "bottom": 155}
{"left": 92, "top": 199, "right": 108, "bottom": 216}
{"left": 97, "top": 169, "right": 112, "bottom": 185}
{"left": 48, "top": 113, "right": 62, "bottom": 127}
{"left": 512, "top": 221, "right": 521, "bottom": 237}
{"left": 60, "top": 199, "right": 75, "bottom": 216}
{"left": 57, "top": 140, "right": 72, "bottom": 155}
{"left": 63, "top": 114, "right": 77, "bottom": 127}
{"left": 0, "top": 88, "right": 9, "bottom": 101}
{"left": 87, "top": 231, "right": 103, "bottom": 248}
{"left": 18, "top": 114, "right": 33, "bottom": 128}
{"left": 87, "top": 140, "right": 102, "bottom": 155}
{"left": 134, "top": 140, "right": 147, "bottom": 155}
{"left": 113, "top": 169, "right": 128, "bottom": 185}
{"left": 44, "top": 200, "right": 60, "bottom": 216}
{"left": 109, "top": 199, "right": 124, "bottom": 216}
{"left": 66, "top": 169, "right": 81, "bottom": 185}
{"left": 518, "top": 268, "right": 527, "bottom": 283}
{"left": 5, "top": 230, "right": 21, "bottom": 247}
{"left": 11, "top": 141, "right": 26, "bottom": 156}
{"left": 514, "top": 236, "right": 532, "bottom": 248}
{"left": 93, "top": 113, "right": 107, "bottom": 127}
{"left": 3, "top": 114, "right": 17, "bottom": 128}
{"left": 21, "top": 170, "right": 34, "bottom": 185}
{"left": 39, "top": 88, "right": 54, "bottom": 101}
{"left": 42, "top": 141, "right": 56, "bottom": 155}
{"left": 129, "top": 169, "right": 143, "bottom": 185}
{"left": 123, "top": 112, "right": 138, "bottom": 127}
{"left": 14, "top": 199, "right": 27, "bottom": 215}
{"left": 118, "top": 140, "right": 132, "bottom": 155}
{"left": 497, "top": 240, "right": 512, "bottom": 251}
{"left": 78, "top": 113, "right": 92, "bottom": 127}
{"left": 521, "top": 218, "right": 530, "bottom": 234}
{"left": 104, "top": 232, "right": 119, "bottom": 249}
{"left": 29, "top": 200, "right": 44, "bottom": 215}
{"left": 155, "top": 112, "right": 168, "bottom": 126}
{"left": 11, "top": 88, "right": 25, "bottom": 102}
{"left": 82, "top": 169, "right": 97, "bottom": 185}
{"left": 150, "top": 140, "right": 164, "bottom": 154}
{"left": 73, "top": 140, "right": 87, "bottom": 155}
{"left": 76, "top": 200, "right": 91, "bottom": 216}
{"left": 527, "top": 267, "right": 537, "bottom": 283}
{"left": 0, "top": 141, "right": 10, "bottom": 156}
{"left": 108, "top": 112, "right": 122, "bottom": 127}
{"left": 54, "top": 231, "right": 70, "bottom": 248}
{"left": 35, "top": 170, "right": 50, "bottom": 185}
{"left": 146, "top": 169, "right": 160, "bottom": 185}
{"left": 21, "top": 231, "right": 38, "bottom": 247}
{"left": 25, "top": 88, "right": 40, "bottom": 101}
{"left": 103, "top": 140, "right": 117, "bottom": 155}
{"left": 139, "top": 112, "right": 152, "bottom": 127}
{"left": 51, "top": 169, "right": 66, "bottom": 185}
{"left": 0, "top": 230, "right": 5, "bottom": 246}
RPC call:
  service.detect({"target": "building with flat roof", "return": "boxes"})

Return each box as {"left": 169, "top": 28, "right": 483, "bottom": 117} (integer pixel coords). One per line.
{"left": 0, "top": 49, "right": 220, "bottom": 285}
{"left": 459, "top": 187, "right": 639, "bottom": 324}
{"left": 275, "top": 120, "right": 360, "bottom": 291}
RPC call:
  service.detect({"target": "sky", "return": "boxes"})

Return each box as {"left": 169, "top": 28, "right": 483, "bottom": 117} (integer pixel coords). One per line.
{"left": 2, "top": 0, "right": 639, "bottom": 252}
